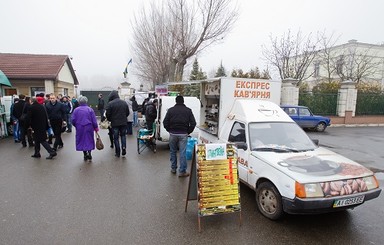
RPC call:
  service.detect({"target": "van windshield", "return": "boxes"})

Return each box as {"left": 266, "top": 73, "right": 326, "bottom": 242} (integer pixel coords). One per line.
{"left": 249, "top": 122, "right": 317, "bottom": 152}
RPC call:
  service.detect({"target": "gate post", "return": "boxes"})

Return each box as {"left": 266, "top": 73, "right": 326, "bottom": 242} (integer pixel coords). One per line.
{"left": 280, "top": 78, "right": 299, "bottom": 105}
{"left": 337, "top": 80, "right": 357, "bottom": 117}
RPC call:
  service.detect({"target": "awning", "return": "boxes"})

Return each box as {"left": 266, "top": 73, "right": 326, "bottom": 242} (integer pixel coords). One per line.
{"left": 0, "top": 70, "right": 12, "bottom": 87}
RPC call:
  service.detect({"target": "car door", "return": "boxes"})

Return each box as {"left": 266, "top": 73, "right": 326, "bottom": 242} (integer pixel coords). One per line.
{"left": 228, "top": 121, "right": 249, "bottom": 183}
{"left": 298, "top": 107, "right": 316, "bottom": 128}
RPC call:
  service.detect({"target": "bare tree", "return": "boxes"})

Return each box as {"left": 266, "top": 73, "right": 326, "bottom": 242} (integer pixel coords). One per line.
{"left": 262, "top": 30, "right": 319, "bottom": 86}
{"left": 316, "top": 32, "right": 340, "bottom": 83}
{"left": 168, "top": 0, "right": 238, "bottom": 82}
{"left": 131, "top": 0, "right": 238, "bottom": 88}
{"left": 130, "top": 4, "right": 176, "bottom": 89}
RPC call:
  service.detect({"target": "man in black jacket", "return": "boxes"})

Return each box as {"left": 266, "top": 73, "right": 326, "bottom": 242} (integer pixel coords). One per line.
{"left": 97, "top": 93, "right": 105, "bottom": 122}
{"left": 106, "top": 90, "right": 129, "bottom": 157}
{"left": 145, "top": 99, "right": 158, "bottom": 130}
{"left": 27, "top": 97, "right": 57, "bottom": 159}
{"left": 12, "top": 94, "right": 34, "bottom": 147}
{"left": 163, "top": 96, "right": 196, "bottom": 177}
{"left": 46, "top": 94, "right": 66, "bottom": 151}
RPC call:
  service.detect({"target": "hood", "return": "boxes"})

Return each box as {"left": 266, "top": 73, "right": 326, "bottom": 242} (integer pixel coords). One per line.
{"left": 251, "top": 147, "right": 373, "bottom": 183}
{"left": 108, "top": 90, "right": 120, "bottom": 102}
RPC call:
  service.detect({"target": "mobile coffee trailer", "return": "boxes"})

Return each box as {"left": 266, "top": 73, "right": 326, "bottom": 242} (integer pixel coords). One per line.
{"left": 197, "top": 77, "right": 281, "bottom": 143}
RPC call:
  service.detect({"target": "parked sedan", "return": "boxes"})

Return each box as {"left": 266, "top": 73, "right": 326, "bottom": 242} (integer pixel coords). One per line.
{"left": 281, "top": 105, "right": 331, "bottom": 132}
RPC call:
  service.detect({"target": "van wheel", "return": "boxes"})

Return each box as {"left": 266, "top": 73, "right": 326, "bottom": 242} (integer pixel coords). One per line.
{"left": 316, "top": 122, "right": 326, "bottom": 132}
{"left": 256, "top": 182, "right": 283, "bottom": 220}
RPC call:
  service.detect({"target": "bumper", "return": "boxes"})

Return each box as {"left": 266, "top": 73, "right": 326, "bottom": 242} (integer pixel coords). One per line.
{"left": 283, "top": 188, "right": 381, "bottom": 214}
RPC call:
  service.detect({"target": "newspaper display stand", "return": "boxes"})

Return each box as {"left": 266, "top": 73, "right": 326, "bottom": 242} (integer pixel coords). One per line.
{"left": 186, "top": 143, "right": 241, "bottom": 232}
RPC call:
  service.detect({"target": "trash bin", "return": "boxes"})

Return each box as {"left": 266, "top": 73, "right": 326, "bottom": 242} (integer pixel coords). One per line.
{"left": 186, "top": 137, "right": 197, "bottom": 160}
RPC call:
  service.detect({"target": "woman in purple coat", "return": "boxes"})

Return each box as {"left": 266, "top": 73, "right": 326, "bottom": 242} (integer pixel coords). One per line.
{"left": 71, "top": 96, "right": 99, "bottom": 161}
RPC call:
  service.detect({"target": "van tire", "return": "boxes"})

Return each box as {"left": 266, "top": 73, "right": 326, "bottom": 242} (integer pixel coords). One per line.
{"left": 256, "top": 182, "right": 283, "bottom": 220}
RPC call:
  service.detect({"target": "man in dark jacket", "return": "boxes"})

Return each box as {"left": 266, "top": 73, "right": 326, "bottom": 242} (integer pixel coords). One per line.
{"left": 97, "top": 93, "right": 105, "bottom": 122}
{"left": 145, "top": 99, "right": 158, "bottom": 130}
{"left": 27, "top": 97, "right": 57, "bottom": 159}
{"left": 130, "top": 96, "right": 139, "bottom": 127}
{"left": 106, "top": 90, "right": 129, "bottom": 157}
{"left": 46, "top": 94, "right": 66, "bottom": 151}
{"left": 12, "top": 94, "right": 34, "bottom": 147}
{"left": 163, "top": 96, "right": 196, "bottom": 177}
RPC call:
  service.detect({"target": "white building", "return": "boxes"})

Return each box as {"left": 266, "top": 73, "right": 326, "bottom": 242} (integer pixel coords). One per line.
{"left": 305, "top": 40, "right": 384, "bottom": 87}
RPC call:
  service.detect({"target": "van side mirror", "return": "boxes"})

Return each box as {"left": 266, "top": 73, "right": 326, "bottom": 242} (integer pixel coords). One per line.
{"left": 235, "top": 142, "right": 248, "bottom": 151}
{"left": 312, "top": 139, "right": 319, "bottom": 146}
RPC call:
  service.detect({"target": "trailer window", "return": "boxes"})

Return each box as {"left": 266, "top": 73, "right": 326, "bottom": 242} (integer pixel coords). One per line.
{"left": 228, "top": 122, "right": 246, "bottom": 143}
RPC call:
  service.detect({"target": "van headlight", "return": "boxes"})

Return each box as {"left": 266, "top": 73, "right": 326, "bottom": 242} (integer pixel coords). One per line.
{"left": 295, "top": 182, "right": 324, "bottom": 198}
{"left": 363, "top": 176, "right": 380, "bottom": 190}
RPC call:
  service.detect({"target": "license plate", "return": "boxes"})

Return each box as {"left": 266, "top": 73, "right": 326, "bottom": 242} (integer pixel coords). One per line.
{"left": 333, "top": 195, "right": 365, "bottom": 208}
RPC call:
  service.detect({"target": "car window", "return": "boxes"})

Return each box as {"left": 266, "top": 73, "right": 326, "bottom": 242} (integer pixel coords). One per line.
{"left": 299, "top": 108, "right": 311, "bottom": 116}
{"left": 228, "top": 122, "right": 246, "bottom": 143}
{"left": 283, "top": 107, "right": 297, "bottom": 116}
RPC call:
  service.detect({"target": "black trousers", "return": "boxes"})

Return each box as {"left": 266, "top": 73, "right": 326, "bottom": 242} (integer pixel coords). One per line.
{"left": 34, "top": 139, "right": 55, "bottom": 155}
{"left": 50, "top": 119, "right": 63, "bottom": 148}
{"left": 20, "top": 123, "right": 33, "bottom": 145}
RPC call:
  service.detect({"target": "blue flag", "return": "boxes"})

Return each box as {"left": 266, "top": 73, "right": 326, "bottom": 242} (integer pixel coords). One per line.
{"left": 123, "top": 59, "right": 132, "bottom": 78}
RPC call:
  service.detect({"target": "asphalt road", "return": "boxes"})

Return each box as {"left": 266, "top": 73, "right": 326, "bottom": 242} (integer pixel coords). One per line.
{"left": 0, "top": 126, "right": 383, "bottom": 245}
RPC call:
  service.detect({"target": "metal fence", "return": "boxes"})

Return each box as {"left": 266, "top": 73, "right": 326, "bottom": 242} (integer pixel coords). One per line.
{"left": 299, "top": 92, "right": 338, "bottom": 116}
{"left": 356, "top": 92, "right": 384, "bottom": 115}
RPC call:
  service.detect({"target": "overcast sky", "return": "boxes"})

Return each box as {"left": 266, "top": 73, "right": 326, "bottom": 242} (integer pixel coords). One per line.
{"left": 1, "top": 0, "right": 384, "bottom": 91}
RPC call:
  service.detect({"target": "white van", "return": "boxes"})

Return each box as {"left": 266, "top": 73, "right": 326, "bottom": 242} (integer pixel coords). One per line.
{"left": 201, "top": 99, "right": 381, "bottom": 220}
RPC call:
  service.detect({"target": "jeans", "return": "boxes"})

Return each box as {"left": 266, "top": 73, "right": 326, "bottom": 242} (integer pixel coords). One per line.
{"left": 133, "top": 111, "right": 138, "bottom": 126}
{"left": 66, "top": 113, "right": 72, "bottom": 131}
{"left": 113, "top": 125, "right": 127, "bottom": 155}
{"left": 169, "top": 133, "right": 188, "bottom": 173}
{"left": 13, "top": 121, "right": 20, "bottom": 141}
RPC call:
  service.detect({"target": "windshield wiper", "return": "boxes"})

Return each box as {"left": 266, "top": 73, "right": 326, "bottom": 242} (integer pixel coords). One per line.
{"left": 252, "top": 147, "right": 300, "bottom": 153}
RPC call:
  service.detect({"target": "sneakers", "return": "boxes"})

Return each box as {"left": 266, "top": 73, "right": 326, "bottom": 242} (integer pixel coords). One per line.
{"left": 178, "top": 172, "right": 190, "bottom": 177}
{"left": 122, "top": 148, "right": 126, "bottom": 156}
{"left": 31, "top": 154, "right": 41, "bottom": 158}
{"left": 171, "top": 169, "right": 177, "bottom": 174}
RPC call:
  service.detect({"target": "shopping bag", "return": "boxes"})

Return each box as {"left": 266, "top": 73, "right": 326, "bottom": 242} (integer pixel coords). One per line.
{"left": 99, "top": 120, "right": 111, "bottom": 129}
{"left": 95, "top": 132, "right": 104, "bottom": 150}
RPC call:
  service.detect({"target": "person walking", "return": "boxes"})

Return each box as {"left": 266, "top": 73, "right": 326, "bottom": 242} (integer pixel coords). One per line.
{"left": 130, "top": 96, "right": 139, "bottom": 127}
{"left": 71, "top": 96, "right": 99, "bottom": 161}
{"left": 125, "top": 98, "right": 134, "bottom": 135}
{"left": 105, "top": 90, "right": 129, "bottom": 157}
{"left": 27, "top": 97, "right": 57, "bottom": 159}
{"left": 163, "top": 96, "right": 196, "bottom": 177}
{"left": 62, "top": 96, "right": 73, "bottom": 133}
{"left": 46, "top": 94, "right": 66, "bottom": 151}
{"left": 97, "top": 93, "right": 105, "bottom": 122}
{"left": 10, "top": 98, "right": 20, "bottom": 143}
{"left": 145, "top": 99, "right": 158, "bottom": 130}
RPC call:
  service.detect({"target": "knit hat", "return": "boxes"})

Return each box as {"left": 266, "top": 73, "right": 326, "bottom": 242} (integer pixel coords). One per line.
{"left": 78, "top": 96, "right": 88, "bottom": 104}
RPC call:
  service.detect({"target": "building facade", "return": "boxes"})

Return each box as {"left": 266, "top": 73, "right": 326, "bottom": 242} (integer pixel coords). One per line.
{"left": 0, "top": 53, "right": 79, "bottom": 97}
{"left": 304, "top": 40, "right": 384, "bottom": 87}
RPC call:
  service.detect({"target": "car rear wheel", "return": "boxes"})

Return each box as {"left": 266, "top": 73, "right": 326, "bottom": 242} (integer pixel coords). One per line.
{"left": 256, "top": 182, "right": 283, "bottom": 220}
{"left": 315, "top": 122, "right": 326, "bottom": 132}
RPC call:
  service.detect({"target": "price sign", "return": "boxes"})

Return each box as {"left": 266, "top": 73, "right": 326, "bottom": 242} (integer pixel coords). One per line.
{"left": 196, "top": 144, "right": 241, "bottom": 217}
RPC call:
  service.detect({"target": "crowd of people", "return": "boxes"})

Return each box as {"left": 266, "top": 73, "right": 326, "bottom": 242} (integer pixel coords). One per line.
{"left": 10, "top": 91, "right": 197, "bottom": 177}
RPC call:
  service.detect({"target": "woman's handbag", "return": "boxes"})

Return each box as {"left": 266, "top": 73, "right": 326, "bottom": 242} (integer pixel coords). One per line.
{"left": 95, "top": 132, "right": 104, "bottom": 150}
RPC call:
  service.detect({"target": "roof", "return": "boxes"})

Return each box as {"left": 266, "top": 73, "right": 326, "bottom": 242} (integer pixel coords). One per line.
{"left": 0, "top": 53, "right": 79, "bottom": 85}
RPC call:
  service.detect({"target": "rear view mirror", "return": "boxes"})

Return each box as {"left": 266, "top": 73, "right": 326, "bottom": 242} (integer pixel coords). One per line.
{"left": 312, "top": 139, "right": 319, "bottom": 146}
{"left": 235, "top": 142, "right": 248, "bottom": 151}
